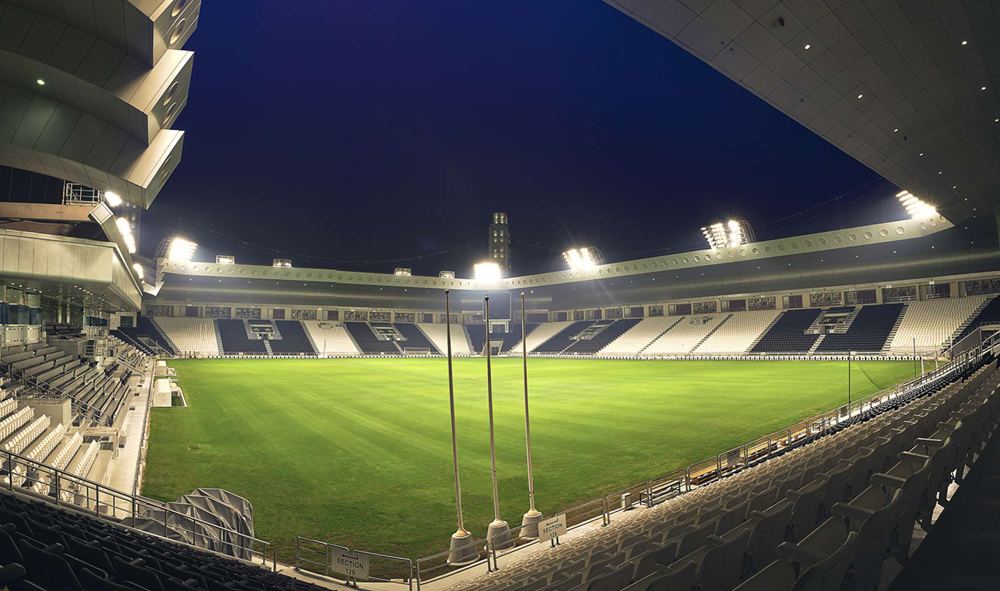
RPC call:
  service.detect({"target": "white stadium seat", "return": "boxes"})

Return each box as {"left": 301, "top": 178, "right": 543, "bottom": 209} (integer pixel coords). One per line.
{"left": 889, "top": 296, "right": 987, "bottom": 354}
{"left": 153, "top": 317, "right": 221, "bottom": 356}
{"left": 643, "top": 315, "right": 728, "bottom": 356}
{"left": 600, "top": 317, "right": 683, "bottom": 356}
{"left": 419, "top": 323, "right": 472, "bottom": 355}
{"left": 303, "top": 321, "right": 361, "bottom": 355}
{"left": 694, "top": 310, "right": 781, "bottom": 355}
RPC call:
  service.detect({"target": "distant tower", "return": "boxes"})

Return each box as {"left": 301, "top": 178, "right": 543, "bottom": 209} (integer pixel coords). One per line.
{"left": 488, "top": 212, "right": 511, "bottom": 275}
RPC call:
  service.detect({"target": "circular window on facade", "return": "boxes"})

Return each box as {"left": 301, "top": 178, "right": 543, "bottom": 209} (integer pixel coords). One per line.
{"left": 880, "top": 229, "right": 889, "bottom": 237}
{"left": 896, "top": 226, "right": 905, "bottom": 235}
{"left": 169, "top": 19, "right": 187, "bottom": 45}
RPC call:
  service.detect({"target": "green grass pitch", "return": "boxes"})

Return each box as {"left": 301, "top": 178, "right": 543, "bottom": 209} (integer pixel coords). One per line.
{"left": 142, "top": 357, "right": 915, "bottom": 561}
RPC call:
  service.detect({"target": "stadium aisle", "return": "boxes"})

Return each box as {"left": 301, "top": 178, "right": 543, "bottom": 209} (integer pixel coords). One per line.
{"left": 105, "top": 364, "right": 155, "bottom": 494}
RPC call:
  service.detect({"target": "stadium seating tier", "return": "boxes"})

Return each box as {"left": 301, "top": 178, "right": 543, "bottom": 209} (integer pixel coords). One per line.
{"left": 749, "top": 309, "right": 822, "bottom": 354}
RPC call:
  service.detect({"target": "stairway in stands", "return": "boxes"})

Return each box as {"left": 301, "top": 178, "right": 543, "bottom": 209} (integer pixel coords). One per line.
{"left": 343, "top": 323, "right": 402, "bottom": 354}
{"left": 955, "top": 295, "right": 1000, "bottom": 342}
{"left": 532, "top": 321, "right": 594, "bottom": 353}
{"left": 563, "top": 319, "right": 641, "bottom": 354}
{"left": 749, "top": 308, "right": 822, "bottom": 354}
{"left": 466, "top": 324, "right": 487, "bottom": 355}
{"left": 393, "top": 323, "right": 439, "bottom": 353}
{"left": 815, "top": 303, "right": 905, "bottom": 353}
{"left": 636, "top": 317, "right": 685, "bottom": 356}
{"left": 690, "top": 314, "right": 732, "bottom": 353}
{"left": 881, "top": 303, "right": 909, "bottom": 355}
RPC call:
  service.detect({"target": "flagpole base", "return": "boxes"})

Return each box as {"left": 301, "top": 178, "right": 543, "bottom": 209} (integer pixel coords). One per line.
{"left": 486, "top": 519, "right": 514, "bottom": 551}
{"left": 447, "top": 529, "right": 479, "bottom": 566}
{"left": 519, "top": 509, "right": 543, "bottom": 540}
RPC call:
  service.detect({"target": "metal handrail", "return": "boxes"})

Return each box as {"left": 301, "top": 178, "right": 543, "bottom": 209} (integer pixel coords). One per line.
{"left": 415, "top": 532, "right": 490, "bottom": 590}
{"left": 296, "top": 540, "right": 414, "bottom": 589}
{"left": 1, "top": 447, "right": 276, "bottom": 571}
{"left": 405, "top": 341, "right": 998, "bottom": 588}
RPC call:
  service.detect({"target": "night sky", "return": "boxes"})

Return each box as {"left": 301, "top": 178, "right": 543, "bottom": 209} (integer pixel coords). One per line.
{"left": 136, "top": 1, "right": 908, "bottom": 276}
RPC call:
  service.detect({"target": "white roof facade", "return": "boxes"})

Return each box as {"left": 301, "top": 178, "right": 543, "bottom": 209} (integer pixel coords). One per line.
{"left": 0, "top": 0, "right": 201, "bottom": 208}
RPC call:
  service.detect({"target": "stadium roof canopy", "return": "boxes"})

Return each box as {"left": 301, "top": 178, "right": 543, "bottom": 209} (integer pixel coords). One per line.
{"left": 605, "top": 0, "right": 1000, "bottom": 224}
{"left": 0, "top": 0, "right": 200, "bottom": 209}
{"left": 153, "top": 214, "right": 1000, "bottom": 312}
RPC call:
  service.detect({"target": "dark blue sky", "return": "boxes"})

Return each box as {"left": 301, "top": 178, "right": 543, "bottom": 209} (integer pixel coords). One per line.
{"left": 140, "top": 0, "right": 906, "bottom": 275}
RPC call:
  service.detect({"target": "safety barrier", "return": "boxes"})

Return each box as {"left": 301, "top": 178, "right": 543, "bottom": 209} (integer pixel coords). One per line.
{"left": 295, "top": 537, "right": 413, "bottom": 589}
{"left": 0, "top": 448, "right": 277, "bottom": 571}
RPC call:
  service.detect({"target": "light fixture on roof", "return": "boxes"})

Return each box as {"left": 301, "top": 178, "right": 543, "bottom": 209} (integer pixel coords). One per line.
{"left": 897, "top": 190, "right": 937, "bottom": 219}
{"left": 103, "top": 191, "right": 122, "bottom": 207}
{"left": 962, "top": 40, "right": 968, "bottom": 45}
{"left": 701, "top": 220, "right": 754, "bottom": 249}
{"left": 167, "top": 237, "right": 198, "bottom": 262}
{"left": 894, "top": 128, "right": 899, "bottom": 132}
{"left": 982, "top": 86, "right": 988, "bottom": 91}
{"left": 474, "top": 262, "right": 502, "bottom": 283}
{"left": 562, "top": 247, "right": 604, "bottom": 271}
{"left": 36, "top": 79, "right": 44, "bottom": 85}
{"left": 115, "top": 217, "right": 137, "bottom": 254}
{"left": 857, "top": 94, "right": 863, "bottom": 99}
{"left": 804, "top": 44, "right": 811, "bottom": 50}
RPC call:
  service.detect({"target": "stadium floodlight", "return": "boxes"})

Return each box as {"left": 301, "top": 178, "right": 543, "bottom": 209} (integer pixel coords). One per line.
{"left": 115, "top": 217, "right": 137, "bottom": 254}
{"left": 216, "top": 255, "right": 235, "bottom": 265}
{"left": 132, "top": 263, "right": 144, "bottom": 279}
{"left": 562, "top": 247, "right": 604, "bottom": 271}
{"left": 167, "top": 238, "right": 198, "bottom": 262}
{"left": 439, "top": 271, "right": 456, "bottom": 279}
{"left": 103, "top": 191, "right": 122, "bottom": 207}
{"left": 394, "top": 268, "right": 412, "bottom": 276}
{"left": 273, "top": 258, "right": 292, "bottom": 268}
{"left": 896, "top": 190, "right": 937, "bottom": 218}
{"left": 702, "top": 220, "right": 753, "bottom": 249}
{"left": 474, "top": 262, "right": 502, "bottom": 283}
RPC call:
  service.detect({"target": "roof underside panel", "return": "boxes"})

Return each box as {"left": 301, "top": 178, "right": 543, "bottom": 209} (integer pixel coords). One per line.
{"left": 605, "top": 0, "right": 1000, "bottom": 224}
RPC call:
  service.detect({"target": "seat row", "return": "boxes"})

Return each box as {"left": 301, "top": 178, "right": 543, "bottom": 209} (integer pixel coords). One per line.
{"left": 448, "top": 356, "right": 995, "bottom": 591}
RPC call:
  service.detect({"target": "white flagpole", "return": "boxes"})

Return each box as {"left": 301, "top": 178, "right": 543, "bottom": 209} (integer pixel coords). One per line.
{"left": 519, "top": 292, "right": 541, "bottom": 539}
{"left": 484, "top": 295, "right": 512, "bottom": 550}
{"left": 445, "top": 290, "right": 477, "bottom": 565}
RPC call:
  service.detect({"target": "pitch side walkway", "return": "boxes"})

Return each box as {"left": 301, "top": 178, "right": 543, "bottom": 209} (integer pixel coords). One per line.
{"left": 103, "top": 360, "right": 154, "bottom": 495}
